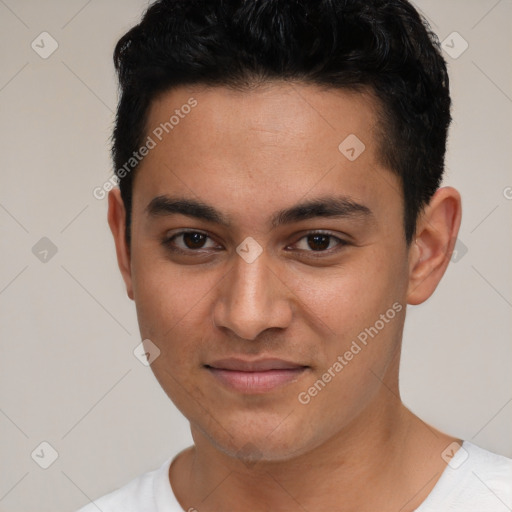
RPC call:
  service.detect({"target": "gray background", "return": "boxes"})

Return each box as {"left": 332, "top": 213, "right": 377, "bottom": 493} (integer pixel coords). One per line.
{"left": 0, "top": 1, "right": 511, "bottom": 511}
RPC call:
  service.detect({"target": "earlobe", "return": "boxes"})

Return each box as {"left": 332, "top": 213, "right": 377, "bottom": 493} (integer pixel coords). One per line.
{"left": 107, "top": 188, "right": 134, "bottom": 300}
{"left": 407, "top": 187, "right": 462, "bottom": 305}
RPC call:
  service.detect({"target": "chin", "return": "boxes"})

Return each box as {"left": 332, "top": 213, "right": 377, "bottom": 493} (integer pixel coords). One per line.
{"left": 193, "top": 411, "right": 322, "bottom": 465}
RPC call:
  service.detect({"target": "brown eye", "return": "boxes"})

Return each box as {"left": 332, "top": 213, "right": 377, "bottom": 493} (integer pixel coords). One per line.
{"left": 307, "top": 234, "right": 331, "bottom": 251}
{"left": 292, "top": 232, "right": 345, "bottom": 253}
{"left": 182, "top": 232, "right": 207, "bottom": 249}
{"left": 163, "top": 231, "right": 220, "bottom": 253}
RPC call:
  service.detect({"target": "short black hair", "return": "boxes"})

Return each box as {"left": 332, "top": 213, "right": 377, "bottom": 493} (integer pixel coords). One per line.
{"left": 112, "top": 0, "right": 451, "bottom": 247}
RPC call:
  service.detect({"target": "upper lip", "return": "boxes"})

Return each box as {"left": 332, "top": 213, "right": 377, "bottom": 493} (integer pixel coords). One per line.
{"left": 205, "top": 358, "right": 307, "bottom": 372}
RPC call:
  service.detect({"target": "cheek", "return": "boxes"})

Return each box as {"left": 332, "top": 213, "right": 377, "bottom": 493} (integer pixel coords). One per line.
{"left": 295, "top": 303, "right": 405, "bottom": 439}
{"left": 288, "top": 249, "right": 405, "bottom": 336}
{"left": 131, "top": 247, "right": 210, "bottom": 329}
{"left": 130, "top": 259, "right": 216, "bottom": 413}
{"left": 290, "top": 248, "right": 407, "bottom": 391}
{"left": 130, "top": 260, "right": 210, "bottom": 380}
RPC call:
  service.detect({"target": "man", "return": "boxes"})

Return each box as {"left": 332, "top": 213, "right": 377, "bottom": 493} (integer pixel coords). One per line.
{"left": 79, "top": 0, "right": 512, "bottom": 510}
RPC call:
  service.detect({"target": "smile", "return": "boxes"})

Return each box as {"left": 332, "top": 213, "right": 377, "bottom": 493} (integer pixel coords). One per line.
{"left": 205, "top": 358, "right": 309, "bottom": 393}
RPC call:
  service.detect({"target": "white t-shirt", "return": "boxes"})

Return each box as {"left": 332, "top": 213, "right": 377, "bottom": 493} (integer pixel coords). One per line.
{"left": 76, "top": 441, "right": 512, "bottom": 511}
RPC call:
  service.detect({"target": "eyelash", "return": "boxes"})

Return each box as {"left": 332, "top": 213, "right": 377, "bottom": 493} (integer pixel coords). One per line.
{"left": 161, "top": 230, "right": 348, "bottom": 256}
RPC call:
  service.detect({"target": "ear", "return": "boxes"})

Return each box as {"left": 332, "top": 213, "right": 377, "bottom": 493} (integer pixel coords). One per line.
{"left": 107, "top": 188, "right": 134, "bottom": 300}
{"left": 407, "top": 186, "right": 462, "bottom": 305}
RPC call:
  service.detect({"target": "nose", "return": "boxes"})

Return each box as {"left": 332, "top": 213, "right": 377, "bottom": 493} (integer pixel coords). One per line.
{"left": 213, "top": 249, "right": 293, "bottom": 341}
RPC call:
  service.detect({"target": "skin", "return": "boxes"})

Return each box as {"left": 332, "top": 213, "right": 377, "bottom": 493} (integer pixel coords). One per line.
{"left": 108, "top": 82, "right": 462, "bottom": 511}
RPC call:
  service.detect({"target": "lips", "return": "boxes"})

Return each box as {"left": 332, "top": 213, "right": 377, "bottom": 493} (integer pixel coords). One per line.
{"left": 205, "top": 358, "right": 308, "bottom": 393}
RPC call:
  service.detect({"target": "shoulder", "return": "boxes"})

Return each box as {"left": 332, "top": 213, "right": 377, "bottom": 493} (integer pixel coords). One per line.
{"left": 418, "top": 441, "right": 512, "bottom": 512}
{"left": 75, "top": 457, "right": 173, "bottom": 512}
{"left": 462, "top": 441, "right": 512, "bottom": 492}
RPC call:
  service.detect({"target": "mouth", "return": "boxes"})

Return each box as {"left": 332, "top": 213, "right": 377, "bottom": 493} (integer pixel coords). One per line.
{"left": 204, "top": 358, "right": 309, "bottom": 393}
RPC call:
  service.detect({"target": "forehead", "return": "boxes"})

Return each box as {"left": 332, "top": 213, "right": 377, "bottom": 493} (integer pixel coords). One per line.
{"left": 145, "top": 82, "right": 381, "bottom": 159}
{"left": 132, "top": 82, "right": 402, "bottom": 228}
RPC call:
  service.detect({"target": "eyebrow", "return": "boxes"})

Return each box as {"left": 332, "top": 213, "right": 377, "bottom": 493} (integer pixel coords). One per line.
{"left": 145, "top": 194, "right": 373, "bottom": 228}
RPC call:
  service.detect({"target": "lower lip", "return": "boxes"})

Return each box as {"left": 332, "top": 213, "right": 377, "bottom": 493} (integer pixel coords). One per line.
{"left": 206, "top": 367, "right": 307, "bottom": 393}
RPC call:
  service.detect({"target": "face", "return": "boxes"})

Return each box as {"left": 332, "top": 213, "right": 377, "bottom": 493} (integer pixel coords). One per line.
{"left": 120, "top": 83, "right": 413, "bottom": 462}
